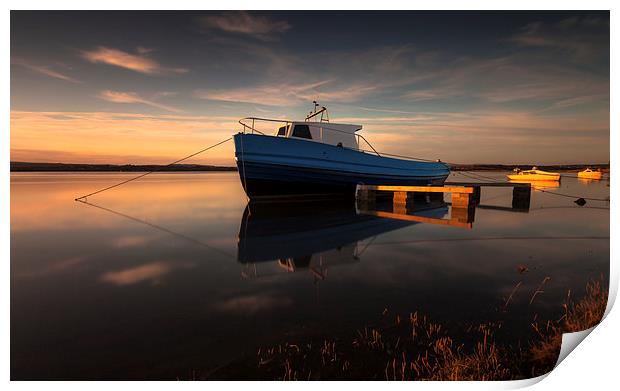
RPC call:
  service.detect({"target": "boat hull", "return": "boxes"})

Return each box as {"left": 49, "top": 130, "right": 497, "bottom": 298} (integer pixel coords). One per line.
{"left": 577, "top": 172, "right": 602, "bottom": 180}
{"left": 234, "top": 133, "right": 450, "bottom": 199}
{"left": 507, "top": 174, "right": 560, "bottom": 181}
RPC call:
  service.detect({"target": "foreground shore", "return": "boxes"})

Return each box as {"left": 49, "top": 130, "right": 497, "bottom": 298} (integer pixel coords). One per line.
{"left": 200, "top": 279, "right": 608, "bottom": 381}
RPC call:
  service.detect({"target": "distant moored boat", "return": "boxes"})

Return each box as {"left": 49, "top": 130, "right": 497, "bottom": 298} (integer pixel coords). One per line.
{"left": 577, "top": 168, "right": 602, "bottom": 180}
{"left": 507, "top": 167, "right": 560, "bottom": 182}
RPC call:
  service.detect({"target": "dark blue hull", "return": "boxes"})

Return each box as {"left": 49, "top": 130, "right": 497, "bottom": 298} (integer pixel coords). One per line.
{"left": 234, "top": 133, "right": 450, "bottom": 199}
{"left": 236, "top": 160, "right": 445, "bottom": 199}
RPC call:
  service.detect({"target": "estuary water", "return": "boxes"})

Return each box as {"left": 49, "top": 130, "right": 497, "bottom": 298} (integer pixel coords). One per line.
{"left": 10, "top": 171, "right": 610, "bottom": 379}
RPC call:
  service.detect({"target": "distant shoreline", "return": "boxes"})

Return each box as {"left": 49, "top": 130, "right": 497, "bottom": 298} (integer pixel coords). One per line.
{"left": 10, "top": 161, "right": 609, "bottom": 173}
{"left": 10, "top": 162, "right": 238, "bottom": 172}
{"left": 449, "top": 163, "right": 609, "bottom": 172}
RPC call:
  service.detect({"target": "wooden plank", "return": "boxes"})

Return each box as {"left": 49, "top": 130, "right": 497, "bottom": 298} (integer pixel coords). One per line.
{"left": 360, "top": 209, "right": 472, "bottom": 229}
{"left": 358, "top": 185, "right": 474, "bottom": 194}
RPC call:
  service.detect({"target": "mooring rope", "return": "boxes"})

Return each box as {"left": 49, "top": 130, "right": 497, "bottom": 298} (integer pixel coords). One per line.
{"left": 76, "top": 198, "right": 235, "bottom": 259}
{"left": 534, "top": 188, "right": 610, "bottom": 202}
{"left": 74, "top": 137, "right": 232, "bottom": 201}
{"left": 455, "top": 171, "right": 506, "bottom": 183}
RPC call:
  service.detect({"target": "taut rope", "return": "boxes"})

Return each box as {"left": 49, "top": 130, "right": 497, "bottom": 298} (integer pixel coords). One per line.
{"left": 74, "top": 137, "right": 232, "bottom": 201}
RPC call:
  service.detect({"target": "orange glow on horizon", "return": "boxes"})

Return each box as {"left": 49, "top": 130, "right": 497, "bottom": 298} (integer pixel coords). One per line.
{"left": 10, "top": 111, "right": 239, "bottom": 165}
{"left": 10, "top": 107, "right": 610, "bottom": 165}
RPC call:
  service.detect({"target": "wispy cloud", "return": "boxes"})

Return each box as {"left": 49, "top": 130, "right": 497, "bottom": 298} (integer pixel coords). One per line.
{"left": 189, "top": 41, "right": 419, "bottom": 107}
{"left": 199, "top": 11, "right": 291, "bottom": 40}
{"left": 510, "top": 16, "right": 609, "bottom": 60}
{"left": 136, "top": 46, "right": 155, "bottom": 55}
{"left": 98, "top": 90, "right": 181, "bottom": 112}
{"left": 192, "top": 34, "right": 606, "bottom": 112}
{"left": 355, "top": 106, "right": 421, "bottom": 115}
{"left": 153, "top": 91, "right": 179, "bottom": 98}
{"left": 81, "top": 46, "right": 188, "bottom": 75}
{"left": 396, "top": 52, "right": 608, "bottom": 112}
{"left": 545, "top": 95, "right": 604, "bottom": 110}
{"left": 12, "top": 59, "right": 80, "bottom": 83}
{"left": 195, "top": 80, "right": 377, "bottom": 106}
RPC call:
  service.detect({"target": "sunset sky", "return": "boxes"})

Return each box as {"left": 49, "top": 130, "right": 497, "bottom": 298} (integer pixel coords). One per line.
{"left": 10, "top": 11, "right": 610, "bottom": 165}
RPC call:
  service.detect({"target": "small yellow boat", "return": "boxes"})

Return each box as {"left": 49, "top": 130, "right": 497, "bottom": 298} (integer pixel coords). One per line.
{"left": 577, "top": 168, "right": 602, "bottom": 180}
{"left": 507, "top": 167, "right": 560, "bottom": 181}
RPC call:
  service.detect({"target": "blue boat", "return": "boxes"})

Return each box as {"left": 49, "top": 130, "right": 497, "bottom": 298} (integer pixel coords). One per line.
{"left": 233, "top": 105, "right": 450, "bottom": 199}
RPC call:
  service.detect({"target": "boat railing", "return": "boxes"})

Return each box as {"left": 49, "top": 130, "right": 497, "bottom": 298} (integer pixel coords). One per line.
{"left": 239, "top": 116, "right": 382, "bottom": 157}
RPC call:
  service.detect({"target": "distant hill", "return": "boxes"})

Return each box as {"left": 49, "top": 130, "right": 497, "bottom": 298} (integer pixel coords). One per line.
{"left": 10, "top": 162, "right": 238, "bottom": 172}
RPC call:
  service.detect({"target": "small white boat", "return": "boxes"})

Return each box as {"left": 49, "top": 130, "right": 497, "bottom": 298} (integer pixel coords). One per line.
{"left": 507, "top": 167, "right": 560, "bottom": 181}
{"left": 233, "top": 104, "right": 450, "bottom": 199}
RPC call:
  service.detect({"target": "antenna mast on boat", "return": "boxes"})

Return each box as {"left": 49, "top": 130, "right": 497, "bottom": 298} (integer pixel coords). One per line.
{"left": 305, "top": 101, "right": 330, "bottom": 122}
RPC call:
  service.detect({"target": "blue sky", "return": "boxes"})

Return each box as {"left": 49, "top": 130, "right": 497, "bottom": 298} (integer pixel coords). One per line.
{"left": 10, "top": 11, "right": 610, "bottom": 165}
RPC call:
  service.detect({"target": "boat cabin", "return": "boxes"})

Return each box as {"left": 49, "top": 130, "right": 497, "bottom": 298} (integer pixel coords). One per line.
{"left": 274, "top": 121, "right": 362, "bottom": 149}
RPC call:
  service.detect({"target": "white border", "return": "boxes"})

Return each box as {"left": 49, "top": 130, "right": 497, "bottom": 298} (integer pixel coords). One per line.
{"left": 4, "top": 2, "right": 617, "bottom": 390}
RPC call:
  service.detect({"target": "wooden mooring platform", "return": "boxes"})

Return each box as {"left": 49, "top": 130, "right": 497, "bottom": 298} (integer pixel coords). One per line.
{"left": 357, "top": 182, "right": 531, "bottom": 208}
{"left": 356, "top": 182, "right": 531, "bottom": 228}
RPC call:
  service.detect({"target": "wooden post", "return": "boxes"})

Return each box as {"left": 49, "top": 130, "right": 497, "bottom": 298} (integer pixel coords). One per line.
{"left": 357, "top": 188, "right": 377, "bottom": 200}
{"left": 393, "top": 191, "right": 414, "bottom": 205}
{"left": 471, "top": 186, "right": 481, "bottom": 205}
{"left": 451, "top": 205, "right": 475, "bottom": 224}
{"left": 512, "top": 186, "right": 531, "bottom": 210}
{"left": 357, "top": 188, "right": 377, "bottom": 209}
{"left": 451, "top": 193, "right": 472, "bottom": 208}
{"left": 393, "top": 203, "right": 407, "bottom": 215}
{"left": 392, "top": 191, "right": 414, "bottom": 214}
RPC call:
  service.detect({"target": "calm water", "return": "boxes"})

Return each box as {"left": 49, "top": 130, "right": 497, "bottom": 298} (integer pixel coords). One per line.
{"left": 11, "top": 172, "right": 609, "bottom": 379}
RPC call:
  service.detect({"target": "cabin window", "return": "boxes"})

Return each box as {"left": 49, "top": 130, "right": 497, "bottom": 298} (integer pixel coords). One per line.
{"left": 277, "top": 126, "right": 287, "bottom": 136}
{"left": 292, "top": 124, "right": 312, "bottom": 139}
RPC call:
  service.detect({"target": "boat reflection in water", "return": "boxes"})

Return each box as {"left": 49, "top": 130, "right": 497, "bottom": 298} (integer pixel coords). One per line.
{"left": 237, "top": 197, "right": 452, "bottom": 279}
{"left": 578, "top": 177, "right": 607, "bottom": 185}
{"left": 509, "top": 179, "right": 560, "bottom": 190}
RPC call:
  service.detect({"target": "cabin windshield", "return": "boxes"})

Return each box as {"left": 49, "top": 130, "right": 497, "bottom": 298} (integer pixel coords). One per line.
{"left": 276, "top": 125, "right": 287, "bottom": 136}
{"left": 291, "top": 124, "right": 312, "bottom": 139}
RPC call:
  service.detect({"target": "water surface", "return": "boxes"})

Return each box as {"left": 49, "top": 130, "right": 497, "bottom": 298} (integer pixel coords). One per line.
{"left": 11, "top": 172, "right": 609, "bottom": 379}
